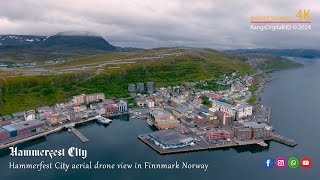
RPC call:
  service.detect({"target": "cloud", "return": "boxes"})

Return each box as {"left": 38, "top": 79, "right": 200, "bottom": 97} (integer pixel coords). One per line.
{"left": 0, "top": 0, "right": 318, "bottom": 49}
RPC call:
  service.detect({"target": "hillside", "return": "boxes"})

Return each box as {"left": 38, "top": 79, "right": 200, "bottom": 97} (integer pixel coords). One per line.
{"left": 0, "top": 34, "right": 141, "bottom": 64}
{"left": 0, "top": 48, "right": 254, "bottom": 115}
{"left": 0, "top": 47, "right": 303, "bottom": 115}
{"left": 245, "top": 54, "right": 303, "bottom": 72}
{"left": 225, "top": 49, "right": 320, "bottom": 58}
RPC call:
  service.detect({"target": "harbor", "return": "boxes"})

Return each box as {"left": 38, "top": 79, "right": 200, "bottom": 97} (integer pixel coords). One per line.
{"left": 0, "top": 113, "right": 127, "bottom": 149}
{"left": 138, "top": 132, "right": 296, "bottom": 155}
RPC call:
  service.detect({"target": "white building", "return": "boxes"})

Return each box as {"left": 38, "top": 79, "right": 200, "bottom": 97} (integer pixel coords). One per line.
{"left": 146, "top": 100, "right": 155, "bottom": 108}
{"left": 212, "top": 100, "right": 252, "bottom": 120}
{"left": 236, "top": 105, "right": 253, "bottom": 120}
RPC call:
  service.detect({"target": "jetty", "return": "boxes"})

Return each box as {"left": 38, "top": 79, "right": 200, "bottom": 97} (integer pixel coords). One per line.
{"left": 138, "top": 131, "right": 297, "bottom": 155}
{"left": 138, "top": 134, "right": 272, "bottom": 155}
{"left": 271, "top": 132, "right": 297, "bottom": 147}
{"left": 70, "top": 128, "right": 89, "bottom": 143}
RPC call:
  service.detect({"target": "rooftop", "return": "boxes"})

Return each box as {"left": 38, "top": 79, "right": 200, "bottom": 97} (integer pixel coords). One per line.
{"left": 148, "top": 129, "right": 193, "bottom": 145}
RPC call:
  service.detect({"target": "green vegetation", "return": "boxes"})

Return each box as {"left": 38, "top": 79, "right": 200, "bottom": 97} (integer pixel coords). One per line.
{"left": 202, "top": 97, "right": 211, "bottom": 107}
{"left": 256, "top": 55, "right": 303, "bottom": 72}
{"left": 195, "top": 80, "right": 229, "bottom": 91}
{"left": 0, "top": 48, "right": 254, "bottom": 115}
{"left": 247, "top": 94, "right": 257, "bottom": 104}
{"left": 249, "top": 84, "right": 258, "bottom": 92}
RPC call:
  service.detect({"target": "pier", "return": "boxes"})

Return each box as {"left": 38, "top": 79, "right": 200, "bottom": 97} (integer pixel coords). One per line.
{"left": 70, "top": 128, "right": 89, "bottom": 143}
{"left": 271, "top": 132, "right": 297, "bottom": 147}
{"left": 138, "top": 134, "right": 272, "bottom": 155}
{"left": 138, "top": 132, "right": 297, "bottom": 155}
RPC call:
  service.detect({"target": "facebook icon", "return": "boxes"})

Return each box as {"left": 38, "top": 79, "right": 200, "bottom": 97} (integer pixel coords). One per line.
{"left": 264, "top": 158, "right": 274, "bottom": 168}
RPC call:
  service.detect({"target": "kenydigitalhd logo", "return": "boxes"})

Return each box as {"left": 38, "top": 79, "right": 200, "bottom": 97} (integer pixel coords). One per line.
{"left": 264, "top": 158, "right": 274, "bottom": 168}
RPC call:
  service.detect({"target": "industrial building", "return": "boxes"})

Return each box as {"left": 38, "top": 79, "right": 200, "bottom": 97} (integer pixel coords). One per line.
{"left": 0, "top": 120, "right": 44, "bottom": 144}
{"left": 147, "top": 129, "right": 194, "bottom": 149}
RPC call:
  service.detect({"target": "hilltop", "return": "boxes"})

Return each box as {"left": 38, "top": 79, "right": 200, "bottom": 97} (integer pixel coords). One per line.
{"left": 0, "top": 34, "right": 141, "bottom": 64}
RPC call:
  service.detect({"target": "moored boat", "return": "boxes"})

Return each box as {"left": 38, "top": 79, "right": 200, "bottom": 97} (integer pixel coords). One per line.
{"left": 96, "top": 115, "right": 112, "bottom": 125}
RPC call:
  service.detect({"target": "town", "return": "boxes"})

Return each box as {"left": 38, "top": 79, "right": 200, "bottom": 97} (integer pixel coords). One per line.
{"left": 0, "top": 71, "right": 297, "bottom": 153}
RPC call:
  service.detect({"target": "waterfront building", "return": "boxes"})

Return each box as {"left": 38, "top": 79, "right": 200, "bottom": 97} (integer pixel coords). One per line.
{"left": 0, "top": 120, "right": 44, "bottom": 144}
{"left": 117, "top": 100, "right": 128, "bottom": 111}
{"left": 147, "top": 129, "right": 194, "bottom": 149}
{"left": 149, "top": 109, "right": 180, "bottom": 129}
{"left": 238, "top": 121, "right": 272, "bottom": 139}
{"left": 206, "top": 129, "right": 231, "bottom": 142}
{"left": 128, "top": 84, "right": 136, "bottom": 93}
{"left": 234, "top": 127, "right": 252, "bottom": 140}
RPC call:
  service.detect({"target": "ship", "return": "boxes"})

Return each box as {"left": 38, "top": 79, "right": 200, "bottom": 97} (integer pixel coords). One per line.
{"left": 257, "top": 141, "right": 268, "bottom": 147}
{"left": 147, "top": 118, "right": 154, "bottom": 126}
{"left": 95, "top": 115, "right": 112, "bottom": 125}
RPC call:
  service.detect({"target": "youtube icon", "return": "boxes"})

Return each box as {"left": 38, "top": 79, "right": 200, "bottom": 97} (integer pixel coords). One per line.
{"left": 300, "top": 157, "right": 312, "bottom": 168}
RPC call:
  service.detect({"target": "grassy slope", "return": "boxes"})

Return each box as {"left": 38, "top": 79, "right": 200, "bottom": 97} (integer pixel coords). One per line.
{"left": 255, "top": 55, "right": 303, "bottom": 71}
{"left": 0, "top": 48, "right": 254, "bottom": 115}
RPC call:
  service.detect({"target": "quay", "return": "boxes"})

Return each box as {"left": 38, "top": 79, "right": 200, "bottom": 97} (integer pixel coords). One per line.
{"left": 271, "top": 132, "right": 297, "bottom": 147}
{"left": 0, "top": 112, "right": 130, "bottom": 149}
{"left": 0, "top": 126, "right": 63, "bottom": 150}
{"left": 138, "top": 134, "right": 272, "bottom": 155}
{"left": 70, "top": 128, "right": 89, "bottom": 143}
{"left": 138, "top": 132, "right": 297, "bottom": 155}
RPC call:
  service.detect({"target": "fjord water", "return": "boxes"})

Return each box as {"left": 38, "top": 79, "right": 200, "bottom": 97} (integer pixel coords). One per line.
{"left": 0, "top": 58, "right": 319, "bottom": 180}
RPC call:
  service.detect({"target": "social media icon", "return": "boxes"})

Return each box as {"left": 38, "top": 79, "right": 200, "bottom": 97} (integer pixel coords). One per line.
{"left": 264, "top": 158, "right": 274, "bottom": 168}
{"left": 300, "top": 157, "right": 312, "bottom": 168}
{"left": 275, "top": 157, "right": 286, "bottom": 168}
{"left": 288, "top": 157, "right": 299, "bottom": 168}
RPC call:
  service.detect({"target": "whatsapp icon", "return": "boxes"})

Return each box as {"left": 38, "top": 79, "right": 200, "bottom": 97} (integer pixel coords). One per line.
{"left": 288, "top": 157, "right": 299, "bottom": 168}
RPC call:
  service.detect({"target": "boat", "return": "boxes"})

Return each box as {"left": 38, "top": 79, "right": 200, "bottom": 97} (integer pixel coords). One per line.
{"left": 68, "top": 129, "right": 72, "bottom": 133}
{"left": 147, "top": 118, "right": 154, "bottom": 126}
{"left": 257, "top": 141, "right": 268, "bottom": 147}
{"left": 95, "top": 115, "right": 112, "bottom": 125}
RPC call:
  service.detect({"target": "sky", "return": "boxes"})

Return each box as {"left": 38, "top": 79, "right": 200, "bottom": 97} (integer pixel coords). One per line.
{"left": 0, "top": 0, "right": 318, "bottom": 49}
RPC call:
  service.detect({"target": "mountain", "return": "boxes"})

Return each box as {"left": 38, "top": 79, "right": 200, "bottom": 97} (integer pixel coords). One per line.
{"left": 0, "top": 34, "right": 117, "bottom": 52}
{"left": 224, "top": 49, "right": 320, "bottom": 58}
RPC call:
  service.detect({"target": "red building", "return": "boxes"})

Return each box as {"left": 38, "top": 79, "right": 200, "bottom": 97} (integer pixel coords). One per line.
{"left": 194, "top": 116, "right": 206, "bottom": 124}
{"left": 103, "top": 104, "right": 118, "bottom": 113}
{"left": 206, "top": 130, "right": 231, "bottom": 141}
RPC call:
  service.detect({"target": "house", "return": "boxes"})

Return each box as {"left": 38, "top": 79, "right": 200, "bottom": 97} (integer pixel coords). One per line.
{"left": 12, "top": 111, "right": 25, "bottom": 121}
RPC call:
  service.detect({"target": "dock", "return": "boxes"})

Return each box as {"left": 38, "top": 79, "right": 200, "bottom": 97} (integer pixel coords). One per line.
{"left": 271, "top": 132, "right": 297, "bottom": 147}
{"left": 70, "top": 128, "right": 89, "bottom": 143}
{"left": 138, "top": 134, "right": 271, "bottom": 155}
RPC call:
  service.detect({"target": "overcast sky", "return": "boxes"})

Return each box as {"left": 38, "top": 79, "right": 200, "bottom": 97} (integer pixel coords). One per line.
{"left": 0, "top": 0, "right": 318, "bottom": 49}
